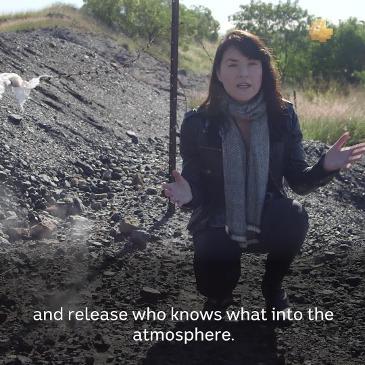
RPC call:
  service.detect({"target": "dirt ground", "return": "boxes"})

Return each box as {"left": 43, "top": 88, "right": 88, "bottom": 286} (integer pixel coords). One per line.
{"left": 0, "top": 28, "right": 364, "bottom": 365}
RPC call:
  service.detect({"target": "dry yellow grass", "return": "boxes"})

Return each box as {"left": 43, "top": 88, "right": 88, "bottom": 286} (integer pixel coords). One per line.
{"left": 179, "top": 39, "right": 217, "bottom": 74}
{"left": 186, "top": 89, "right": 208, "bottom": 110}
{"left": 0, "top": 4, "right": 136, "bottom": 51}
{"left": 287, "top": 87, "right": 365, "bottom": 145}
{"left": 1, "top": 5, "right": 82, "bottom": 32}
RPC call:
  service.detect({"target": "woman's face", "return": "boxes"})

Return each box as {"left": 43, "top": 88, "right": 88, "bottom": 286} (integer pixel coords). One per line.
{"left": 217, "top": 46, "right": 263, "bottom": 103}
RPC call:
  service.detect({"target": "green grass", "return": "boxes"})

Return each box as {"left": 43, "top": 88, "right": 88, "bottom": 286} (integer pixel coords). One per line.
{"left": 290, "top": 86, "right": 365, "bottom": 145}
{"left": 300, "top": 117, "right": 365, "bottom": 145}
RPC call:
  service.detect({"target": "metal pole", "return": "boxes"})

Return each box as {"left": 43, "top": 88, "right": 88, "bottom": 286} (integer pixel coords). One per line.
{"left": 293, "top": 89, "right": 297, "bottom": 110}
{"left": 168, "top": 0, "right": 179, "bottom": 214}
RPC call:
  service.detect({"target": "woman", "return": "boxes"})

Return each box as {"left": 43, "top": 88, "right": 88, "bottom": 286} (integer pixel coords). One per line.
{"left": 162, "top": 30, "right": 365, "bottom": 317}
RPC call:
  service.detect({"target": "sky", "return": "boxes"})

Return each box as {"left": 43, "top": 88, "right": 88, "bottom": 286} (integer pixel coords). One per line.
{"left": 0, "top": 0, "right": 364, "bottom": 33}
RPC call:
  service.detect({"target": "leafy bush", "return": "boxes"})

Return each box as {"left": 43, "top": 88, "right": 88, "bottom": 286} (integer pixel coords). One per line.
{"left": 82, "top": 0, "right": 219, "bottom": 45}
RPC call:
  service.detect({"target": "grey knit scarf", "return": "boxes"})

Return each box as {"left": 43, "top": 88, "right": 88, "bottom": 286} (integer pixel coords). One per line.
{"left": 219, "top": 90, "right": 269, "bottom": 248}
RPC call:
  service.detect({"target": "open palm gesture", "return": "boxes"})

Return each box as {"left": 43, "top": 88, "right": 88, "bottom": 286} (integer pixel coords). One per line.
{"left": 323, "top": 132, "right": 365, "bottom": 172}
{"left": 162, "top": 170, "right": 192, "bottom": 207}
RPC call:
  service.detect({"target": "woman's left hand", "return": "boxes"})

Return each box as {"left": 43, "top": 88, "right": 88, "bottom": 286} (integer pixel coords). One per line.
{"left": 323, "top": 132, "right": 365, "bottom": 172}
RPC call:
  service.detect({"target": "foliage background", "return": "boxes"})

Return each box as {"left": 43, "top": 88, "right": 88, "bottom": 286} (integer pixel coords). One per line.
{"left": 82, "top": 0, "right": 365, "bottom": 89}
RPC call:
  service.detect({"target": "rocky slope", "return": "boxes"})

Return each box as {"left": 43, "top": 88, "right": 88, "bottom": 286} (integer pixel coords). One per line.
{"left": 0, "top": 28, "right": 364, "bottom": 365}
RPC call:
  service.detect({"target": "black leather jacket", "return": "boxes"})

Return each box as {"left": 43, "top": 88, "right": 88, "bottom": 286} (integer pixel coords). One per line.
{"left": 179, "top": 101, "right": 340, "bottom": 234}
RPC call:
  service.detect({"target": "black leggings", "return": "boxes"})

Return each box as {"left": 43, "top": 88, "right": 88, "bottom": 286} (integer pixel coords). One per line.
{"left": 192, "top": 196, "right": 309, "bottom": 300}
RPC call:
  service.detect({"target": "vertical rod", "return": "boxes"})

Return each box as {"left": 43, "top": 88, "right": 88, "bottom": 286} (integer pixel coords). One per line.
{"left": 293, "top": 89, "right": 297, "bottom": 109}
{"left": 168, "top": 0, "right": 179, "bottom": 213}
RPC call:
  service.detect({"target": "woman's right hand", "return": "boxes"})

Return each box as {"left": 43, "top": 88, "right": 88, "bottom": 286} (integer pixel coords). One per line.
{"left": 162, "top": 170, "right": 193, "bottom": 207}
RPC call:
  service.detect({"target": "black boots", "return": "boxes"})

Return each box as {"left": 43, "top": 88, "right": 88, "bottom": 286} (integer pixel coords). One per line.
{"left": 202, "top": 295, "right": 234, "bottom": 313}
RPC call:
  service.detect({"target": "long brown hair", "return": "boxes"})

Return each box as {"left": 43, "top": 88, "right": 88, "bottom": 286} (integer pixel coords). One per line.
{"left": 200, "top": 30, "right": 286, "bottom": 118}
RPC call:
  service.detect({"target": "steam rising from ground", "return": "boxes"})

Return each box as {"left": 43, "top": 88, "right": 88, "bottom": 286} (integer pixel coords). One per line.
{"left": 0, "top": 73, "right": 52, "bottom": 111}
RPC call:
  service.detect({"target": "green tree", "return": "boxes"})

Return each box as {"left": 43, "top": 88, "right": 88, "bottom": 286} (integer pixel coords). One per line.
{"left": 82, "top": 0, "right": 122, "bottom": 26}
{"left": 333, "top": 18, "right": 365, "bottom": 83}
{"left": 230, "top": 0, "right": 313, "bottom": 83}
{"left": 306, "top": 18, "right": 365, "bottom": 86}
{"left": 83, "top": 0, "right": 170, "bottom": 42}
{"left": 190, "top": 5, "right": 219, "bottom": 42}
{"left": 83, "top": 0, "right": 219, "bottom": 45}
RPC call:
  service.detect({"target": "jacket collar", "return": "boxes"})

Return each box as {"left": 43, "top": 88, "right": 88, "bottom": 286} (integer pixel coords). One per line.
{"left": 200, "top": 110, "right": 286, "bottom": 149}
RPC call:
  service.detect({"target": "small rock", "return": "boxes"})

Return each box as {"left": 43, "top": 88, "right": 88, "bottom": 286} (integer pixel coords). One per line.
{"left": 345, "top": 276, "right": 361, "bottom": 287}
{"left": 30, "top": 219, "right": 57, "bottom": 239}
{"left": 103, "top": 270, "right": 116, "bottom": 277}
{"left": 140, "top": 286, "right": 161, "bottom": 301}
{"left": 0, "top": 171, "right": 8, "bottom": 181}
{"left": 69, "top": 215, "right": 89, "bottom": 225}
{"left": 6, "top": 355, "right": 33, "bottom": 365}
{"left": 11, "top": 336, "right": 33, "bottom": 353}
{"left": 110, "top": 212, "right": 122, "bottom": 222}
{"left": 39, "top": 174, "right": 57, "bottom": 187}
{"left": 75, "top": 160, "right": 94, "bottom": 176}
{"left": 85, "top": 356, "right": 95, "bottom": 365}
{"left": 46, "top": 204, "right": 68, "bottom": 218}
{"left": 173, "top": 229, "right": 182, "bottom": 237}
{"left": 3, "top": 214, "right": 19, "bottom": 227}
{"left": 292, "top": 293, "right": 306, "bottom": 304}
{"left": 34, "top": 198, "right": 47, "bottom": 210}
{"left": 93, "top": 334, "right": 110, "bottom": 353}
{"left": 0, "top": 236, "right": 11, "bottom": 246}
{"left": 0, "top": 312, "right": 7, "bottom": 324}
{"left": 0, "top": 294, "right": 16, "bottom": 308}
{"left": 126, "top": 130, "right": 138, "bottom": 144}
{"left": 8, "top": 114, "right": 22, "bottom": 125}
{"left": 94, "top": 193, "right": 108, "bottom": 200}
{"left": 145, "top": 187, "right": 157, "bottom": 195}
{"left": 102, "top": 170, "right": 112, "bottom": 180}
{"left": 90, "top": 201, "right": 102, "bottom": 211}
{"left": 70, "top": 177, "right": 80, "bottom": 187}
{"left": 54, "top": 247, "right": 65, "bottom": 257}
{"left": 28, "top": 211, "right": 40, "bottom": 225}
{"left": 314, "top": 251, "right": 336, "bottom": 264}
{"left": 6, "top": 227, "right": 30, "bottom": 241}
{"left": 339, "top": 244, "right": 350, "bottom": 250}
{"left": 106, "top": 355, "right": 115, "bottom": 363}
{"left": 324, "top": 251, "right": 336, "bottom": 259}
{"left": 132, "top": 173, "right": 144, "bottom": 187}
{"left": 320, "top": 289, "right": 335, "bottom": 295}
{"left": 109, "top": 228, "right": 118, "bottom": 239}
{"left": 130, "top": 230, "right": 148, "bottom": 249}
{"left": 111, "top": 171, "right": 122, "bottom": 180}
{"left": 91, "top": 181, "right": 110, "bottom": 194}
{"left": 21, "top": 181, "right": 32, "bottom": 191}
{"left": 73, "top": 197, "right": 86, "bottom": 213}
{"left": 119, "top": 218, "right": 140, "bottom": 234}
